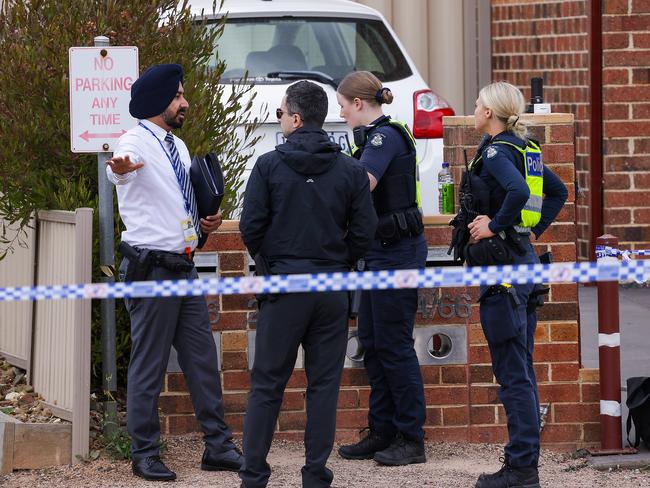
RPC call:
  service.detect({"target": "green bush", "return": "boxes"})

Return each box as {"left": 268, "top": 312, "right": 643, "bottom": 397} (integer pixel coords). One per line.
{"left": 0, "top": 0, "right": 262, "bottom": 388}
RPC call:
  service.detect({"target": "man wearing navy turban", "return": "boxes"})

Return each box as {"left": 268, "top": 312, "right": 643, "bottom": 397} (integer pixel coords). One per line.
{"left": 106, "top": 64, "right": 241, "bottom": 481}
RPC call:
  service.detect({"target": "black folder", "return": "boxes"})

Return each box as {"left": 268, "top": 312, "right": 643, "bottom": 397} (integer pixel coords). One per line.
{"left": 190, "top": 152, "right": 224, "bottom": 248}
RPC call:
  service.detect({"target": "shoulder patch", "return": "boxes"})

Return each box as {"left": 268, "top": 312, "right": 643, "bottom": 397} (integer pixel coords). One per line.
{"left": 370, "top": 133, "right": 386, "bottom": 147}
{"left": 486, "top": 146, "right": 497, "bottom": 159}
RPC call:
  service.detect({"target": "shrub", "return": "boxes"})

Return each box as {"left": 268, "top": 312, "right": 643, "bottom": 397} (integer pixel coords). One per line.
{"left": 0, "top": 0, "right": 261, "bottom": 387}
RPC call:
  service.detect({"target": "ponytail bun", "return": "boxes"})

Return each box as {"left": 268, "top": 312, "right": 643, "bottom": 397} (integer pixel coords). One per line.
{"left": 381, "top": 88, "right": 394, "bottom": 104}
{"left": 375, "top": 87, "right": 394, "bottom": 105}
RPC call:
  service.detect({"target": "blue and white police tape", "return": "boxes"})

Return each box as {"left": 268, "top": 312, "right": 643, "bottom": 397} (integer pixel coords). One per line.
{"left": 599, "top": 246, "right": 650, "bottom": 258}
{"left": 1, "top": 259, "right": 650, "bottom": 302}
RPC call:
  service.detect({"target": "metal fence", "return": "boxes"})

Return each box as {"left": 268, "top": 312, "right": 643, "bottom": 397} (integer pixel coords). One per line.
{"left": 0, "top": 208, "right": 92, "bottom": 463}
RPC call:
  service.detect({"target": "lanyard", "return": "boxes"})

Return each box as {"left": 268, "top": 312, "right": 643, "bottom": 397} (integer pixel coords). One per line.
{"left": 138, "top": 122, "right": 192, "bottom": 215}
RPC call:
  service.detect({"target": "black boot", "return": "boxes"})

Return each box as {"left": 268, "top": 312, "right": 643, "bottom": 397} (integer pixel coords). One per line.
{"left": 474, "top": 465, "right": 540, "bottom": 488}
{"left": 132, "top": 455, "right": 177, "bottom": 481}
{"left": 338, "top": 428, "right": 394, "bottom": 460}
{"left": 373, "top": 433, "right": 426, "bottom": 466}
{"left": 200, "top": 446, "right": 244, "bottom": 471}
{"left": 477, "top": 456, "right": 507, "bottom": 483}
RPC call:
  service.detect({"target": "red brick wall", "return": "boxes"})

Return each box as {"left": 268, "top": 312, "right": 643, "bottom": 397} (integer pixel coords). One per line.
{"left": 601, "top": 0, "right": 650, "bottom": 246}
{"left": 158, "top": 114, "right": 599, "bottom": 450}
{"left": 491, "top": 0, "right": 650, "bottom": 258}
{"left": 492, "top": 0, "right": 590, "bottom": 258}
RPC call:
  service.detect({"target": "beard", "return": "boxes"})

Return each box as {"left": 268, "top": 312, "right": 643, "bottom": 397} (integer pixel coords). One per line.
{"left": 162, "top": 106, "right": 186, "bottom": 129}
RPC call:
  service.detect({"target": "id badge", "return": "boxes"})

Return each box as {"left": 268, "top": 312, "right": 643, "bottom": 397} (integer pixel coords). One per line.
{"left": 181, "top": 217, "right": 198, "bottom": 243}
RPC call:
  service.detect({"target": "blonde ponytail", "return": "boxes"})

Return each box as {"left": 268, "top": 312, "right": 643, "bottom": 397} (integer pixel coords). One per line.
{"left": 506, "top": 114, "right": 528, "bottom": 140}
{"left": 479, "top": 82, "right": 528, "bottom": 139}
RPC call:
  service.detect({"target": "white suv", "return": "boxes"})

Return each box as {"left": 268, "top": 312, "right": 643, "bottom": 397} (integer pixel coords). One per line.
{"left": 191, "top": 0, "right": 454, "bottom": 215}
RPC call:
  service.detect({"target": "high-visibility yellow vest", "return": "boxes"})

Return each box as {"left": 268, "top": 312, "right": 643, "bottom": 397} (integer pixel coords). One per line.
{"left": 349, "top": 118, "right": 422, "bottom": 209}
{"left": 470, "top": 139, "right": 543, "bottom": 231}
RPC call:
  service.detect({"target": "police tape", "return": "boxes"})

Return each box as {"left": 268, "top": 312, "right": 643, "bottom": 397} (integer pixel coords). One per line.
{"left": 1, "top": 259, "right": 650, "bottom": 303}
{"left": 600, "top": 246, "right": 650, "bottom": 258}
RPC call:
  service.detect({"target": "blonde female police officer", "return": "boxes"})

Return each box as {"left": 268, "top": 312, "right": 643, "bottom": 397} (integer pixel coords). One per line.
{"left": 336, "top": 71, "right": 427, "bottom": 466}
{"left": 452, "top": 82, "right": 567, "bottom": 488}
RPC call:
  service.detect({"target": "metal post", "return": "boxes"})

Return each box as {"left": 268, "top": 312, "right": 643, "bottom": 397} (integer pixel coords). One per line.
{"left": 590, "top": 234, "right": 635, "bottom": 455}
{"left": 95, "top": 35, "right": 118, "bottom": 434}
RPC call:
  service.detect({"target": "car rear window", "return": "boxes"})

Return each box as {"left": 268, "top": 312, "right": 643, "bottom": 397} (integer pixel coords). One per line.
{"left": 211, "top": 17, "right": 413, "bottom": 84}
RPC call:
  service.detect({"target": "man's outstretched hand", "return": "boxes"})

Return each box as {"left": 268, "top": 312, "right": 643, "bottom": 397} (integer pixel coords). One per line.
{"left": 107, "top": 155, "right": 144, "bottom": 175}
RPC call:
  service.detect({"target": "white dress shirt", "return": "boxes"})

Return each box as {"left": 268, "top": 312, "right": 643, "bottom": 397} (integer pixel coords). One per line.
{"left": 107, "top": 119, "right": 196, "bottom": 253}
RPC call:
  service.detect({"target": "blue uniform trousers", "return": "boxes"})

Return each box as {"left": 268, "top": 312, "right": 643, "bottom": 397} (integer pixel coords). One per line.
{"left": 358, "top": 235, "right": 427, "bottom": 442}
{"left": 480, "top": 243, "right": 540, "bottom": 468}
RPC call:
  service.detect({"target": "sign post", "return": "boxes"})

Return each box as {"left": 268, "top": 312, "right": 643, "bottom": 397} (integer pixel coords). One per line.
{"left": 69, "top": 38, "right": 139, "bottom": 433}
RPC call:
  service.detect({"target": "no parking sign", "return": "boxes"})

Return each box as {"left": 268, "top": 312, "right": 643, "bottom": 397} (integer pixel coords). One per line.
{"left": 69, "top": 46, "right": 139, "bottom": 153}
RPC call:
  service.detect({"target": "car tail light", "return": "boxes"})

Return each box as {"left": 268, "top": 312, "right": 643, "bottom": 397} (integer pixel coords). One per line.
{"left": 412, "top": 89, "right": 455, "bottom": 139}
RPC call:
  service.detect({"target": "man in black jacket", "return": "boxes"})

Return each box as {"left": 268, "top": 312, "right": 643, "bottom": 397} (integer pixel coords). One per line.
{"left": 239, "top": 80, "right": 377, "bottom": 488}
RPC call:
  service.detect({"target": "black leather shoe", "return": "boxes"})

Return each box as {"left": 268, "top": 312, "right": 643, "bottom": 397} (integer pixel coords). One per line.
{"left": 338, "top": 428, "right": 395, "bottom": 460}
{"left": 474, "top": 465, "right": 540, "bottom": 488}
{"left": 373, "top": 434, "right": 426, "bottom": 466}
{"left": 200, "top": 446, "right": 243, "bottom": 472}
{"left": 132, "top": 456, "right": 177, "bottom": 481}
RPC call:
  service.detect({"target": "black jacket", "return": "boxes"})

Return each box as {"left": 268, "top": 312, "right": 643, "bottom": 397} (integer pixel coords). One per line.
{"left": 240, "top": 126, "right": 377, "bottom": 274}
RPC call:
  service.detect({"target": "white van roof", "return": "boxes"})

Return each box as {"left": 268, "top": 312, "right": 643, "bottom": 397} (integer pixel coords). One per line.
{"left": 189, "top": 0, "right": 381, "bottom": 20}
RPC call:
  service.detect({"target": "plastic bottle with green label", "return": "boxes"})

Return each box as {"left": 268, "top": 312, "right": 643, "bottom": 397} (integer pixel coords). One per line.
{"left": 438, "top": 162, "right": 455, "bottom": 214}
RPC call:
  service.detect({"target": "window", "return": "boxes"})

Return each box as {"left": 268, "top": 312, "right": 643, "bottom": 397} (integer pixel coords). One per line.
{"left": 212, "top": 17, "right": 412, "bottom": 84}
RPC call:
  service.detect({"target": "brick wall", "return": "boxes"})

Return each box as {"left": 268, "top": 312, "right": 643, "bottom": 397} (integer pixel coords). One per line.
{"left": 492, "top": 0, "right": 590, "bottom": 258}
{"left": 491, "top": 0, "right": 650, "bottom": 258}
{"left": 158, "top": 114, "right": 599, "bottom": 450}
{"left": 601, "top": 0, "right": 650, "bottom": 247}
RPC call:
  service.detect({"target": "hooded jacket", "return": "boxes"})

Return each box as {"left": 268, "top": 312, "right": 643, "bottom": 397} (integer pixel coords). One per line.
{"left": 240, "top": 126, "right": 378, "bottom": 274}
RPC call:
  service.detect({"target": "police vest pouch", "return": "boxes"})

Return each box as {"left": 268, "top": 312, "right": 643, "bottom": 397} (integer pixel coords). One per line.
{"left": 376, "top": 208, "right": 423, "bottom": 246}
{"left": 479, "top": 285, "right": 522, "bottom": 344}
{"left": 404, "top": 207, "right": 424, "bottom": 237}
{"left": 464, "top": 235, "right": 516, "bottom": 266}
{"left": 376, "top": 213, "right": 401, "bottom": 246}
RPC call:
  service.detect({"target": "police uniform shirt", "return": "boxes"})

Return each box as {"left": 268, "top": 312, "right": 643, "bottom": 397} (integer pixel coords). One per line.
{"left": 358, "top": 117, "right": 409, "bottom": 181}
{"left": 479, "top": 131, "right": 567, "bottom": 237}
{"left": 106, "top": 119, "right": 196, "bottom": 253}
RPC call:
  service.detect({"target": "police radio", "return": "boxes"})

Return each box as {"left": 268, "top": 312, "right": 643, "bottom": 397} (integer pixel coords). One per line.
{"left": 352, "top": 115, "right": 391, "bottom": 148}
{"left": 352, "top": 125, "right": 369, "bottom": 148}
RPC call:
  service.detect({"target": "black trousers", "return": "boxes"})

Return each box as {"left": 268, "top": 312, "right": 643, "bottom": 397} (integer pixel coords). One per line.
{"left": 358, "top": 235, "right": 427, "bottom": 441}
{"left": 240, "top": 291, "right": 349, "bottom": 488}
{"left": 120, "top": 258, "right": 234, "bottom": 462}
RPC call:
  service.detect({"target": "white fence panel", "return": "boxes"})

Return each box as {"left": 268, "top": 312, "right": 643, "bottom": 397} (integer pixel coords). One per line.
{"left": 0, "top": 221, "right": 35, "bottom": 371}
{"left": 31, "top": 209, "right": 92, "bottom": 463}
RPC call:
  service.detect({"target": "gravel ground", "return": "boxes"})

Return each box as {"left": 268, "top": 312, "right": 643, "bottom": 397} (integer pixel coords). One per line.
{"left": 1, "top": 434, "right": 649, "bottom": 487}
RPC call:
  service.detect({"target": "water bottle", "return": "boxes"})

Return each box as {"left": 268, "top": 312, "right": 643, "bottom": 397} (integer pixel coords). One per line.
{"left": 438, "top": 162, "right": 455, "bottom": 214}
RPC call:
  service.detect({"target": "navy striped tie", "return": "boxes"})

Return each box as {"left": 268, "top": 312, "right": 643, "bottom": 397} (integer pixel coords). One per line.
{"left": 164, "top": 132, "right": 201, "bottom": 240}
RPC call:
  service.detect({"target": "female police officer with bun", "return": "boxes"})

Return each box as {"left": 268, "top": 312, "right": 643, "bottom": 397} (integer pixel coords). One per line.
{"left": 335, "top": 71, "right": 427, "bottom": 466}
{"left": 456, "top": 81, "right": 567, "bottom": 488}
